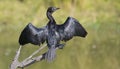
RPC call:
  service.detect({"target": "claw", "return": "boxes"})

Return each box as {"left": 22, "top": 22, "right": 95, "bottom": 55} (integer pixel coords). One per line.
{"left": 56, "top": 44, "right": 65, "bottom": 49}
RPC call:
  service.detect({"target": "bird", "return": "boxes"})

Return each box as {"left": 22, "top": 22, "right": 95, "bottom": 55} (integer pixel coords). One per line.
{"left": 19, "top": 7, "right": 88, "bottom": 62}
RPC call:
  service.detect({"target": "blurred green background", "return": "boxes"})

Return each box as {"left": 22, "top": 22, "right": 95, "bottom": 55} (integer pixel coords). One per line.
{"left": 0, "top": 0, "right": 120, "bottom": 69}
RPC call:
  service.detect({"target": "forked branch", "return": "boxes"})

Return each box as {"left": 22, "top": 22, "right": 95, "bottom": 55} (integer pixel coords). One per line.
{"left": 10, "top": 44, "right": 47, "bottom": 69}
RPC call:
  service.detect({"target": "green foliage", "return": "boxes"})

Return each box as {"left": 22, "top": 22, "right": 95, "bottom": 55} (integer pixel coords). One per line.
{"left": 0, "top": 0, "right": 120, "bottom": 69}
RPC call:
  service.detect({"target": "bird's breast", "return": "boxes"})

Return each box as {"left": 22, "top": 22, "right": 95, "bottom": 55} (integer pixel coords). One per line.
{"left": 55, "top": 31, "right": 60, "bottom": 39}
{"left": 47, "top": 29, "right": 60, "bottom": 47}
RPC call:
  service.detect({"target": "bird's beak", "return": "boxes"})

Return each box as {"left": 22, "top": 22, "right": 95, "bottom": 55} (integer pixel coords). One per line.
{"left": 56, "top": 8, "right": 60, "bottom": 10}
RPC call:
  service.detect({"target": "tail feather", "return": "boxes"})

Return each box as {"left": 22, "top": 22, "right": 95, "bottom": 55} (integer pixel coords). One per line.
{"left": 45, "top": 47, "right": 56, "bottom": 62}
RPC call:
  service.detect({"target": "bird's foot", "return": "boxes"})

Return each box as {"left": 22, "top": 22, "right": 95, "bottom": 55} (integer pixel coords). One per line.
{"left": 57, "top": 44, "right": 65, "bottom": 49}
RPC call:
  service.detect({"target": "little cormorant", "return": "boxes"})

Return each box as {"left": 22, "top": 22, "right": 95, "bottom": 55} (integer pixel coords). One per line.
{"left": 19, "top": 7, "right": 88, "bottom": 62}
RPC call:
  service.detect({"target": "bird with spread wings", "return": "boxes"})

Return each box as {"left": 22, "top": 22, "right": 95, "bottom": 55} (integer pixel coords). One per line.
{"left": 19, "top": 7, "right": 87, "bottom": 62}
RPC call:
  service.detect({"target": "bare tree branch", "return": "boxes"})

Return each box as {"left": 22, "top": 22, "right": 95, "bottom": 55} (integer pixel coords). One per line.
{"left": 10, "top": 44, "right": 47, "bottom": 69}
{"left": 22, "top": 44, "right": 47, "bottom": 63}
{"left": 10, "top": 43, "right": 61, "bottom": 69}
{"left": 10, "top": 46, "right": 22, "bottom": 69}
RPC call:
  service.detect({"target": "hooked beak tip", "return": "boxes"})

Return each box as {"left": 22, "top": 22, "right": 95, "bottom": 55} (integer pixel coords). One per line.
{"left": 56, "top": 8, "right": 60, "bottom": 10}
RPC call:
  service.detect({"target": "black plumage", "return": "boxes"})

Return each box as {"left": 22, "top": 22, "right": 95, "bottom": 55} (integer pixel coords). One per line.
{"left": 19, "top": 7, "right": 88, "bottom": 62}
{"left": 19, "top": 23, "right": 47, "bottom": 46}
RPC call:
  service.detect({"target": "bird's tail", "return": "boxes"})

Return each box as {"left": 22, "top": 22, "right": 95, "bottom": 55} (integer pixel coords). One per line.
{"left": 45, "top": 46, "right": 56, "bottom": 62}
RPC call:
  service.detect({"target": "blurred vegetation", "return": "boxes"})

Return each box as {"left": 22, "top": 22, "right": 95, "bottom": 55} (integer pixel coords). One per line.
{"left": 0, "top": 0, "right": 120, "bottom": 69}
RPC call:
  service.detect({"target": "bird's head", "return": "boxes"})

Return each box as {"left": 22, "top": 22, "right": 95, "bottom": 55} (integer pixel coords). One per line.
{"left": 47, "top": 7, "right": 60, "bottom": 14}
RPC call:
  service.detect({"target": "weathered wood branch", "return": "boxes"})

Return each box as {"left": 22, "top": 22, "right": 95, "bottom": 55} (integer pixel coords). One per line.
{"left": 10, "top": 44, "right": 47, "bottom": 69}
{"left": 10, "top": 43, "right": 61, "bottom": 69}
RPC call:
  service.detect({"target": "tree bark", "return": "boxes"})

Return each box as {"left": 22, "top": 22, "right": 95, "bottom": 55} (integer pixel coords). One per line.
{"left": 10, "top": 44, "right": 47, "bottom": 69}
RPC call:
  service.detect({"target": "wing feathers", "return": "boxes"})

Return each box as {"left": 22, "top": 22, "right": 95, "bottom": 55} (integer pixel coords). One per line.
{"left": 19, "top": 17, "right": 87, "bottom": 45}
{"left": 57, "top": 17, "right": 87, "bottom": 41}
{"left": 19, "top": 23, "right": 47, "bottom": 45}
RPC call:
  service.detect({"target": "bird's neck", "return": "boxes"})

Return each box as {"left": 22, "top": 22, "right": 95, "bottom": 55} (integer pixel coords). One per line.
{"left": 47, "top": 12, "right": 56, "bottom": 24}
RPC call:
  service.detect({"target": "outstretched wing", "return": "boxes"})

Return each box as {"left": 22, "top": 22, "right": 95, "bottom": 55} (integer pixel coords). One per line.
{"left": 19, "top": 23, "right": 47, "bottom": 46}
{"left": 57, "top": 17, "right": 87, "bottom": 41}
